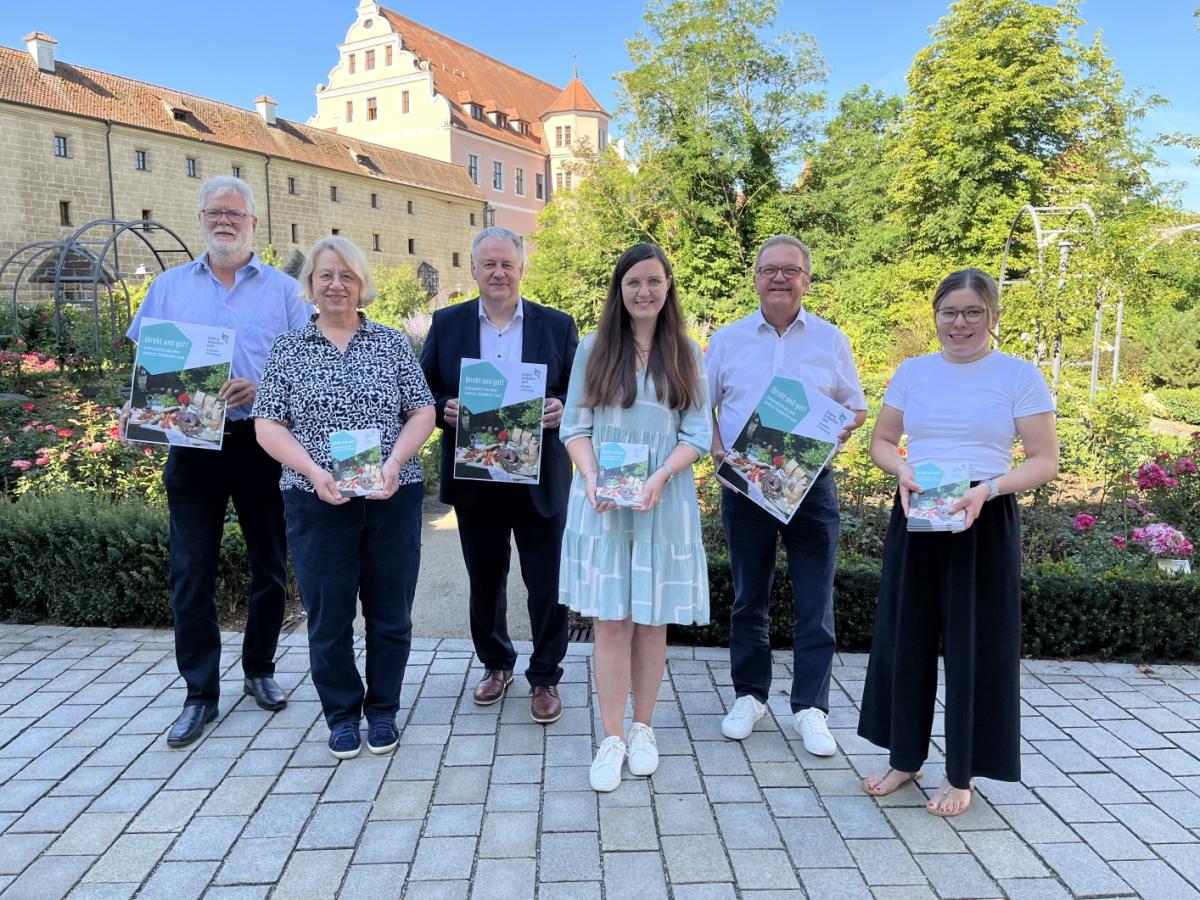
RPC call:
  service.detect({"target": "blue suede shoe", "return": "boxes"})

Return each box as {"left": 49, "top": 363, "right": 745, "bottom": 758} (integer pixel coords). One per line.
{"left": 328, "top": 720, "right": 361, "bottom": 760}
{"left": 367, "top": 718, "right": 400, "bottom": 755}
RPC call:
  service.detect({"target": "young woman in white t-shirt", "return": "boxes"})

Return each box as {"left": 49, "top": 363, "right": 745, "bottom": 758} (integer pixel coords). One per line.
{"left": 857, "top": 269, "right": 1059, "bottom": 817}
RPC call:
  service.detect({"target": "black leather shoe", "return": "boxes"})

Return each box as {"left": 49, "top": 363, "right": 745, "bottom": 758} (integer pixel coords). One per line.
{"left": 243, "top": 676, "right": 288, "bottom": 711}
{"left": 166, "top": 704, "right": 218, "bottom": 748}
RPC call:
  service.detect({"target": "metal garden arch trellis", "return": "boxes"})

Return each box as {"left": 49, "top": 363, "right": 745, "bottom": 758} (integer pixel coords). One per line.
{"left": 998, "top": 203, "right": 1108, "bottom": 398}
{"left": 0, "top": 218, "right": 194, "bottom": 357}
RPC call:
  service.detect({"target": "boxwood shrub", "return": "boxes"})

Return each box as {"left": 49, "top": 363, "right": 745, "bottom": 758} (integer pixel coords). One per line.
{"left": 671, "top": 555, "right": 1199, "bottom": 663}
{"left": 1157, "top": 387, "right": 1200, "bottom": 426}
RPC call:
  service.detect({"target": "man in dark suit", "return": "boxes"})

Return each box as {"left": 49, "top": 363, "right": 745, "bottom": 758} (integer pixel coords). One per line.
{"left": 420, "top": 227, "right": 579, "bottom": 723}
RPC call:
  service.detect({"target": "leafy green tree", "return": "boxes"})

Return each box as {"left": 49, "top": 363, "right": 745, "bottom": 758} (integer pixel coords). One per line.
{"left": 887, "top": 0, "right": 1145, "bottom": 262}
{"left": 367, "top": 264, "right": 428, "bottom": 331}
{"left": 525, "top": 0, "right": 826, "bottom": 330}
{"left": 1146, "top": 305, "right": 1200, "bottom": 388}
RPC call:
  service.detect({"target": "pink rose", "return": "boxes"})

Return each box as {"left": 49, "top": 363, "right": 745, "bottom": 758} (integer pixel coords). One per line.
{"left": 89, "top": 442, "right": 105, "bottom": 453}
{"left": 10, "top": 459, "right": 32, "bottom": 471}
{"left": 1111, "top": 535, "right": 1127, "bottom": 550}
{"left": 1072, "top": 514, "right": 1096, "bottom": 532}
{"left": 35, "top": 456, "right": 50, "bottom": 466}
{"left": 57, "top": 428, "right": 73, "bottom": 437}
{"left": 21, "top": 402, "right": 34, "bottom": 411}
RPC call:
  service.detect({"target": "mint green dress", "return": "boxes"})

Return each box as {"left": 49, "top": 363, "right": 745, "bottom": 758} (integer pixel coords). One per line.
{"left": 558, "top": 334, "right": 711, "bottom": 626}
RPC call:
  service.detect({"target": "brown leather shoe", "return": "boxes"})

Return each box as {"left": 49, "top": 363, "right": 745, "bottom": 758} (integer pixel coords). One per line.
{"left": 531, "top": 685, "right": 563, "bottom": 724}
{"left": 473, "top": 668, "right": 513, "bottom": 706}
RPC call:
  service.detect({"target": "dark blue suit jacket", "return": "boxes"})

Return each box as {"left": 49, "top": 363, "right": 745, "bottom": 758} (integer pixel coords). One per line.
{"left": 419, "top": 297, "right": 579, "bottom": 518}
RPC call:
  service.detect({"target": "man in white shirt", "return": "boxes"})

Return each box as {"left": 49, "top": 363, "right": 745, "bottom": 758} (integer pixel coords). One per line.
{"left": 707, "top": 235, "right": 868, "bottom": 756}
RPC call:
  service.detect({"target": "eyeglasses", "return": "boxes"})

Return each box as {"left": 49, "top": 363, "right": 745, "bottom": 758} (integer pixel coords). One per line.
{"left": 315, "top": 271, "right": 360, "bottom": 285}
{"left": 622, "top": 276, "right": 668, "bottom": 291}
{"left": 936, "top": 307, "right": 988, "bottom": 324}
{"left": 201, "top": 209, "right": 252, "bottom": 223}
{"left": 755, "top": 265, "right": 808, "bottom": 280}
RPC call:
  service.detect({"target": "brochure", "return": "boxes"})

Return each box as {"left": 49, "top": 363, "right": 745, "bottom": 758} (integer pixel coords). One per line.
{"left": 716, "top": 375, "right": 853, "bottom": 524}
{"left": 330, "top": 428, "right": 385, "bottom": 497}
{"left": 454, "top": 358, "right": 546, "bottom": 484}
{"left": 125, "top": 318, "right": 234, "bottom": 450}
{"left": 595, "top": 442, "right": 650, "bottom": 508}
{"left": 906, "top": 461, "right": 971, "bottom": 532}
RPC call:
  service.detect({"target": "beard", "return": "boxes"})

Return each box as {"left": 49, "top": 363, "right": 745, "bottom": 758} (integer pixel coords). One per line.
{"left": 204, "top": 227, "right": 254, "bottom": 268}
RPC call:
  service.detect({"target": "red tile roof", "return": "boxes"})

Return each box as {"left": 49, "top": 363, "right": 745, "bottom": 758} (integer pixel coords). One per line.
{"left": 0, "top": 44, "right": 483, "bottom": 203}
{"left": 543, "top": 76, "right": 608, "bottom": 117}
{"left": 380, "top": 6, "right": 602, "bottom": 154}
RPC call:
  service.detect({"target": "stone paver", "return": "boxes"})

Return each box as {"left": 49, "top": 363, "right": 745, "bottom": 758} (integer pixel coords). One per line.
{"left": 0, "top": 625, "right": 1199, "bottom": 897}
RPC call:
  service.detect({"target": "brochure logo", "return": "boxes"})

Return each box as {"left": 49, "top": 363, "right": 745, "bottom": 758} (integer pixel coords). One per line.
{"left": 329, "top": 430, "right": 358, "bottom": 461}
{"left": 758, "top": 377, "right": 810, "bottom": 431}
{"left": 912, "top": 462, "right": 944, "bottom": 489}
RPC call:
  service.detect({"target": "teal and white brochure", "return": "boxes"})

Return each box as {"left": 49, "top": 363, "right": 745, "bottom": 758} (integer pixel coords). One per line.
{"left": 330, "top": 428, "right": 385, "bottom": 497}
{"left": 454, "top": 358, "right": 547, "bottom": 484}
{"left": 126, "top": 317, "right": 235, "bottom": 450}
{"left": 716, "top": 375, "right": 852, "bottom": 524}
{"left": 906, "top": 461, "right": 971, "bottom": 532}
{"left": 595, "top": 441, "right": 650, "bottom": 508}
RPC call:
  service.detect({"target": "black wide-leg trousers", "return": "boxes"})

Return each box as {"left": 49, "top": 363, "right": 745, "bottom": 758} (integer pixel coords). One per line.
{"left": 858, "top": 492, "right": 1023, "bottom": 788}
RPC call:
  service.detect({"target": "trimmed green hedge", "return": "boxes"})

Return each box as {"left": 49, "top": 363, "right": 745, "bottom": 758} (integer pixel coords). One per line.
{"left": 0, "top": 492, "right": 254, "bottom": 627}
{"left": 670, "top": 555, "right": 1200, "bottom": 663}
{"left": 1157, "top": 387, "right": 1200, "bottom": 426}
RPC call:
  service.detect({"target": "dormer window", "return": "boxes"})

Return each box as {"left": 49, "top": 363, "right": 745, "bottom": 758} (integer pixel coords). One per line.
{"left": 519, "top": 122, "right": 529, "bottom": 136}
{"left": 356, "top": 153, "right": 371, "bottom": 166}
{"left": 494, "top": 112, "right": 507, "bottom": 128}
{"left": 470, "top": 103, "right": 483, "bottom": 121}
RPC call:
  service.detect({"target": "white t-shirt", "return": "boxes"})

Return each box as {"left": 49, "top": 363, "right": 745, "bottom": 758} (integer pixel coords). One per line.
{"left": 882, "top": 351, "right": 1055, "bottom": 480}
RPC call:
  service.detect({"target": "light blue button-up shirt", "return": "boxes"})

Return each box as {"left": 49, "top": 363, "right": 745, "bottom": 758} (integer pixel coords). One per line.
{"left": 127, "top": 253, "right": 313, "bottom": 420}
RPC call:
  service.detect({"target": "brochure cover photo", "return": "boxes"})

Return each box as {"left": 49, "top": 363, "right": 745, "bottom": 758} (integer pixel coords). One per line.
{"left": 594, "top": 442, "right": 650, "bottom": 508}
{"left": 330, "top": 429, "right": 385, "bottom": 497}
{"left": 717, "top": 376, "right": 853, "bottom": 524}
{"left": 454, "top": 358, "right": 547, "bottom": 484}
{"left": 126, "top": 318, "right": 234, "bottom": 450}
{"left": 907, "top": 461, "right": 971, "bottom": 532}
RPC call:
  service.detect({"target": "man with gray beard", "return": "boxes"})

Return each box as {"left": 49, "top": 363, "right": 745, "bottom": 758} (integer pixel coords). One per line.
{"left": 121, "top": 176, "right": 312, "bottom": 747}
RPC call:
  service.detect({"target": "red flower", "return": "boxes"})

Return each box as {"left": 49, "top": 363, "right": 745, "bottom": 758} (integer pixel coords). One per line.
{"left": 89, "top": 442, "right": 105, "bottom": 453}
{"left": 1111, "top": 535, "right": 1127, "bottom": 550}
{"left": 143, "top": 447, "right": 154, "bottom": 456}
{"left": 772, "top": 454, "right": 784, "bottom": 467}
{"left": 1072, "top": 513, "right": 1096, "bottom": 532}
{"left": 21, "top": 402, "right": 34, "bottom": 411}
{"left": 57, "top": 428, "right": 73, "bottom": 437}
{"left": 35, "top": 456, "right": 50, "bottom": 466}
{"left": 897, "top": 447, "right": 908, "bottom": 458}
{"left": 108, "top": 426, "right": 120, "bottom": 439}
{"left": 178, "top": 393, "right": 190, "bottom": 405}
{"left": 498, "top": 430, "right": 510, "bottom": 442}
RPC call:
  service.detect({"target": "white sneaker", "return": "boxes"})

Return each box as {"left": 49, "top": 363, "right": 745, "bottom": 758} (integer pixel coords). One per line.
{"left": 721, "top": 695, "right": 767, "bottom": 740}
{"left": 626, "top": 722, "right": 659, "bottom": 777}
{"left": 793, "top": 707, "right": 837, "bottom": 757}
{"left": 589, "top": 735, "right": 626, "bottom": 792}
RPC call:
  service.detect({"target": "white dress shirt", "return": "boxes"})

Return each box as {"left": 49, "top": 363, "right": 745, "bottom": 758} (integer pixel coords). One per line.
{"left": 706, "top": 306, "right": 867, "bottom": 451}
{"left": 478, "top": 296, "right": 525, "bottom": 363}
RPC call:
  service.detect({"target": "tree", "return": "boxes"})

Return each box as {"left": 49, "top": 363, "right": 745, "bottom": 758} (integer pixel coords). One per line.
{"left": 367, "top": 264, "right": 427, "bottom": 331}
{"left": 525, "top": 0, "right": 826, "bottom": 329}
{"left": 887, "top": 0, "right": 1146, "bottom": 263}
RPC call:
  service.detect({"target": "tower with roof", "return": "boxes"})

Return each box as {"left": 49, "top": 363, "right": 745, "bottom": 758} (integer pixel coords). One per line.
{"left": 310, "top": 1, "right": 610, "bottom": 238}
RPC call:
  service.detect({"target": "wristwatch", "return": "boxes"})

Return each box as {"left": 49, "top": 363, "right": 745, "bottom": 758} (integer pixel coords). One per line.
{"left": 983, "top": 477, "right": 1000, "bottom": 501}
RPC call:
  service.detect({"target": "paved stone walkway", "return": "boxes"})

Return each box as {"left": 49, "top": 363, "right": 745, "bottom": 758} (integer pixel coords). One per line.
{"left": 1, "top": 625, "right": 1199, "bottom": 898}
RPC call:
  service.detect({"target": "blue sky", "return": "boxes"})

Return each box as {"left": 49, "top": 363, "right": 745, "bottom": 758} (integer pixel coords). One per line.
{"left": 3, "top": 0, "right": 1197, "bottom": 210}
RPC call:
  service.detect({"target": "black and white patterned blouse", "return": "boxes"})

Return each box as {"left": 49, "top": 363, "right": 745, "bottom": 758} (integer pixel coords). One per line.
{"left": 252, "top": 314, "right": 434, "bottom": 493}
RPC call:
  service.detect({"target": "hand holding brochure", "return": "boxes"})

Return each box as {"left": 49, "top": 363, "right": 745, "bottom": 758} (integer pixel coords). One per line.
{"left": 454, "top": 358, "right": 546, "bottom": 484}
{"left": 716, "top": 376, "right": 853, "bottom": 524}
{"left": 330, "top": 429, "right": 385, "bottom": 497}
{"left": 595, "top": 442, "right": 650, "bottom": 508}
{"left": 906, "top": 461, "right": 971, "bottom": 532}
{"left": 126, "top": 318, "right": 234, "bottom": 450}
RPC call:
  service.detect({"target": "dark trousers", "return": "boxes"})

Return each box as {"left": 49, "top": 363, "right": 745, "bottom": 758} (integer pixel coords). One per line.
{"left": 722, "top": 469, "right": 840, "bottom": 713}
{"left": 164, "top": 424, "right": 287, "bottom": 707}
{"left": 456, "top": 487, "right": 568, "bottom": 687}
{"left": 858, "top": 493, "right": 1023, "bottom": 788}
{"left": 284, "top": 482, "right": 423, "bottom": 728}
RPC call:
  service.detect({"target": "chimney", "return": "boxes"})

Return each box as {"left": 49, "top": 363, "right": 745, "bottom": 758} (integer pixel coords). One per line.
{"left": 255, "top": 95, "right": 278, "bottom": 126}
{"left": 23, "top": 32, "right": 58, "bottom": 74}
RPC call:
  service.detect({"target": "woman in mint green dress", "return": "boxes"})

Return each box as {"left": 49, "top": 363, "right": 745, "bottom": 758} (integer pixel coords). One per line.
{"left": 559, "top": 243, "right": 711, "bottom": 793}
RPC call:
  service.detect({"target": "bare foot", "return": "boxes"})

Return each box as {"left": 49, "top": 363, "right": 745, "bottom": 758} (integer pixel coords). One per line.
{"left": 927, "top": 780, "right": 973, "bottom": 816}
{"left": 861, "top": 767, "right": 922, "bottom": 796}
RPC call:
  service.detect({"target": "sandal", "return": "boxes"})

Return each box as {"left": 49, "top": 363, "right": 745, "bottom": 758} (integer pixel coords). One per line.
{"left": 926, "top": 780, "right": 973, "bottom": 817}
{"left": 861, "top": 767, "right": 923, "bottom": 797}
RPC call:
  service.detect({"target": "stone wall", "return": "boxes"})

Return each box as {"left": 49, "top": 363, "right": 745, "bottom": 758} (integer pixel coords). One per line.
{"left": 0, "top": 102, "right": 484, "bottom": 300}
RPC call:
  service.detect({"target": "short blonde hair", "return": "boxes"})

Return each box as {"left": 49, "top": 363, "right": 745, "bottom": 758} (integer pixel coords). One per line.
{"left": 299, "top": 236, "right": 378, "bottom": 307}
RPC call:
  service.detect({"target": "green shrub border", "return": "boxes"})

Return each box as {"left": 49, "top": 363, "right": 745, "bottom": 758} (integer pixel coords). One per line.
{"left": 3, "top": 495, "right": 1197, "bottom": 662}
{"left": 1156, "top": 387, "right": 1200, "bottom": 426}
{"left": 670, "top": 555, "right": 1200, "bottom": 663}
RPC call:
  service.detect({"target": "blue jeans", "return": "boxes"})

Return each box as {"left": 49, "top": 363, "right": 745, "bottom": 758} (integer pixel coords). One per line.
{"left": 721, "top": 469, "right": 839, "bottom": 713}
{"left": 283, "top": 483, "right": 423, "bottom": 728}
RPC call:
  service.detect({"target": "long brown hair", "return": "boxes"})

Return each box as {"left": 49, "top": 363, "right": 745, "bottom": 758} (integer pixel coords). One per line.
{"left": 582, "top": 243, "right": 701, "bottom": 411}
